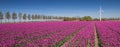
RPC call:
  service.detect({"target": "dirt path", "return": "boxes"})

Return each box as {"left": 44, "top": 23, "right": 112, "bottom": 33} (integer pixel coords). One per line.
{"left": 94, "top": 25, "right": 99, "bottom": 47}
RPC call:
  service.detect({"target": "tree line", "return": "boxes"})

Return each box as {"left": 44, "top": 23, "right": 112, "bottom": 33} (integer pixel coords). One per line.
{"left": 0, "top": 11, "right": 94, "bottom": 23}
{"left": 0, "top": 11, "right": 64, "bottom": 23}
{"left": 0, "top": 11, "right": 119, "bottom": 23}
{"left": 63, "top": 16, "right": 92, "bottom": 21}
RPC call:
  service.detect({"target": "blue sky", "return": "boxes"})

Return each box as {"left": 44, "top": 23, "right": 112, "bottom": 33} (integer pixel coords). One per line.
{"left": 0, "top": 0, "right": 120, "bottom": 18}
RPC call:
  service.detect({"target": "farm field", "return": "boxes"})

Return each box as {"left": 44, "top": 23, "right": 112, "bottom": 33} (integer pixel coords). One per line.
{"left": 0, "top": 21, "right": 120, "bottom": 47}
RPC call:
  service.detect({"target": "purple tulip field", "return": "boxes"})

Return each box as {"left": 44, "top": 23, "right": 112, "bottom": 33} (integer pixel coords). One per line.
{"left": 0, "top": 21, "right": 120, "bottom": 47}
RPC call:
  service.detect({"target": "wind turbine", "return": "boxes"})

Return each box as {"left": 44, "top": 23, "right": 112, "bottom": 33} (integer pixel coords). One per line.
{"left": 99, "top": 6, "right": 104, "bottom": 21}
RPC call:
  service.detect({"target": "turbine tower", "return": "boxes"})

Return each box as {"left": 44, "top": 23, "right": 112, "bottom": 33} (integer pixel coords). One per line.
{"left": 99, "top": 6, "right": 103, "bottom": 21}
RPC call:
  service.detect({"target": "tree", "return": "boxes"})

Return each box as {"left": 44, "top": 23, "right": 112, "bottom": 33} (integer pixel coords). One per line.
{"left": 93, "top": 18, "right": 99, "bottom": 21}
{"left": 37, "top": 15, "right": 39, "bottom": 19}
{"left": 38, "top": 15, "right": 41, "bottom": 19}
{"left": 12, "top": 12, "right": 17, "bottom": 22}
{"left": 6, "top": 11, "right": 11, "bottom": 22}
{"left": 63, "top": 17, "right": 77, "bottom": 21}
{"left": 47, "top": 16, "right": 51, "bottom": 19}
{"left": 82, "top": 16, "right": 92, "bottom": 21}
{"left": 28, "top": 14, "right": 31, "bottom": 20}
{"left": 32, "top": 15, "right": 35, "bottom": 20}
{"left": 0, "top": 11, "right": 3, "bottom": 23}
{"left": 40, "top": 15, "right": 45, "bottom": 19}
{"left": 18, "top": 13, "right": 22, "bottom": 22}
{"left": 23, "top": 13, "right": 27, "bottom": 20}
{"left": 43, "top": 16, "right": 46, "bottom": 19}
{"left": 35, "top": 14, "right": 38, "bottom": 20}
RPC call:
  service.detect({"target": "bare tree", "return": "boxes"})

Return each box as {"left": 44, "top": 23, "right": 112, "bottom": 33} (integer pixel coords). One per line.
{"left": 23, "top": 13, "right": 27, "bottom": 22}
{"left": 35, "top": 14, "right": 38, "bottom": 20}
{"left": 43, "top": 16, "right": 46, "bottom": 19}
{"left": 28, "top": 14, "right": 31, "bottom": 21}
{"left": 32, "top": 14, "right": 35, "bottom": 21}
{"left": 18, "top": 13, "right": 22, "bottom": 22}
{"left": 12, "top": 12, "right": 17, "bottom": 23}
{"left": 0, "top": 11, "right": 3, "bottom": 23}
{"left": 6, "top": 11, "right": 10, "bottom": 23}
{"left": 38, "top": 15, "right": 41, "bottom": 19}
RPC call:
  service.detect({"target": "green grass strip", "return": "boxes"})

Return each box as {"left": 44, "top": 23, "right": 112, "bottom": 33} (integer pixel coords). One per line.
{"left": 52, "top": 32, "right": 75, "bottom": 47}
